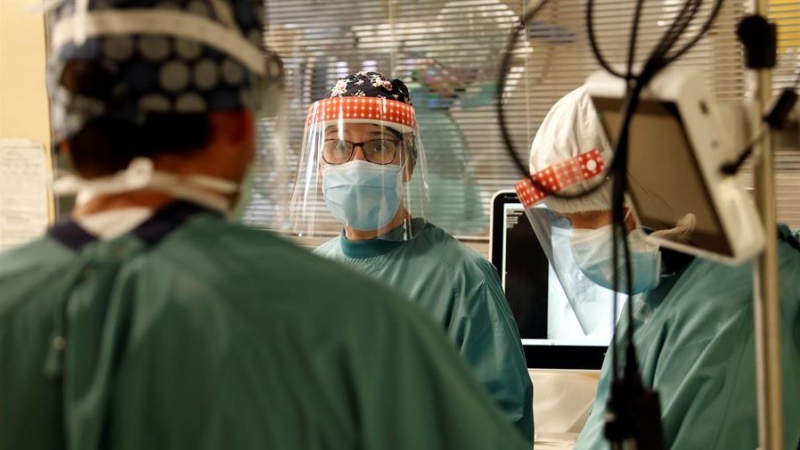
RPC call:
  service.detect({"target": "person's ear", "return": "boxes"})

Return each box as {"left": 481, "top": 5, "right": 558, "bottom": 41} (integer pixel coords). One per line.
{"left": 209, "top": 110, "right": 255, "bottom": 149}
{"left": 207, "top": 110, "right": 256, "bottom": 179}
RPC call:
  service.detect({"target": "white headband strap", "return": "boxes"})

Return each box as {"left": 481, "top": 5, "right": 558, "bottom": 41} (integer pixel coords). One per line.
{"left": 51, "top": 10, "right": 265, "bottom": 76}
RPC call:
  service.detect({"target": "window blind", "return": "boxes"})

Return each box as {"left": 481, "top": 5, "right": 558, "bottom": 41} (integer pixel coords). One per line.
{"left": 765, "top": 0, "right": 800, "bottom": 228}
{"left": 246, "top": 0, "right": 800, "bottom": 235}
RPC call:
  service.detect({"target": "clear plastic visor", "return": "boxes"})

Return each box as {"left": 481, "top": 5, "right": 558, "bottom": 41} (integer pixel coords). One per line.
{"left": 289, "top": 97, "right": 429, "bottom": 241}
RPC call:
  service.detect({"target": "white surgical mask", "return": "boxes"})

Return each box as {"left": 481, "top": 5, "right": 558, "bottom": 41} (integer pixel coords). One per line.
{"left": 53, "top": 157, "right": 250, "bottom": 221}
{"left": 569, "top": 225, "right": 662, "bottom": 295}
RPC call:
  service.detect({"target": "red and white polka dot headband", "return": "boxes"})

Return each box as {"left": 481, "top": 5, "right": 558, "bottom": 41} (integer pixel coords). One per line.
{"left": 306, "top": 96, "right": 418, "bottom": 134}
{"left": 515, "top": 148, "right": 606, "bottom": 208}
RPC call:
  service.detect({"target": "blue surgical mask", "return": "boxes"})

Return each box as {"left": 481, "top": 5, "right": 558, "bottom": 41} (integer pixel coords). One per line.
{"left": 322, "top": 161, "right": 403, "bottom": 231}
{"left": 569, "top": 226, "right": 662, "bottom": 295}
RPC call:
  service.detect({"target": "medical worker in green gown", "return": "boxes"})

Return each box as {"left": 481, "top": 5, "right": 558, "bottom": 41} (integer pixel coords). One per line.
{"left": 516, "top": 86, "right": 800, "bottom": 449}
{"left": 290, "top": 71, "right": 533, "bottom": 443}
{"left": 0, "top": 2, "right": 533, "bottom": 450}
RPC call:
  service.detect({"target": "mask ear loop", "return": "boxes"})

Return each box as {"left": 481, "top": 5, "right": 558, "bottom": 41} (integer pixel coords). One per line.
{"left": 52, "top": 157, "right": 237, "bottom": 213}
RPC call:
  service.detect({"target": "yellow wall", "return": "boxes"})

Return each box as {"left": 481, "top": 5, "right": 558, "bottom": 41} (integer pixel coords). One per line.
{"left": 771, "top": 0, "right": 800, "bottom": 52}
{"left": 0, "top": 0, "right": 51, "bottom": 147}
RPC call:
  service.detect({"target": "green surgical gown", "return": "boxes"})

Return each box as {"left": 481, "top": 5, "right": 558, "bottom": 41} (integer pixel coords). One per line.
{"left": 575, "top": 227, "right": 800, "bottom": 450}
{"left": 0, "top": 202, "right": 529, "bottom": 450}
{"left": 314, "top": 219, "right": 534, "bottom": 442}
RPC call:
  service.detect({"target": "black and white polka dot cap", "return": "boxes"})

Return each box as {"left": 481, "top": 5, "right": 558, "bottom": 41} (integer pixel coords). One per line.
{"left": 46, "top": 0, "right": 269, "bottom": 143}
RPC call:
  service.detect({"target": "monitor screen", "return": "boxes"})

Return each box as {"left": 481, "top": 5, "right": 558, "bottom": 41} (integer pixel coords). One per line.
{"left": 491, "top": 191, "right": 624, "bottom": 370}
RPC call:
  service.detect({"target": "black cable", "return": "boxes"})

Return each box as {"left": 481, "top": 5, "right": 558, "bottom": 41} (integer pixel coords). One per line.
{"left": 664, "top": 0, "right": 724, "bottom": 64}
{"left": 609, "top": 0, "right": 713, "bottom": 342}
{"left": 653, "top": 0, "right": 698, "bottom": 59}
{"left": 661, "top": 0, "right": 703, "bottom": 54}
{"left": 602, "top": 1, "right": 665, "bottom": 409}
{"left": 618, "top": 0, "right": 700, "bottom": 333}
{"left": 587, "top": 0, "right": 627, "bottom": 79}
{"left": 602, "top": 72, "right": 653, "bottom": 450}
{"left": 721, "top": 72, "right": 800, "bottom": 175}
{"left": 720, "top": 128, "right": 769, "bottom": 175}
{"left": 642, "top": 0, "right": 702, "bottom": 77}
{"left": 587, "top": 0, "right": 717, "bottom": 394}
{"left": 605, "top": 1, "right": 710, "bottom": 385}
{"left": 496, "top": 0, "right": 552, "bottom": 181}
{"left": 599, "top": 0, "right": 723, "bottom": 444}
{"left": 609, "top": 76, "right": 649, "bottom": 390}
{"left": 618, "top": 79, "right": 648, "bottom": 377}
{"left": 626, "top": 0, "right": 646, "bottom": 81}
{"left": 607, "top": 0, "right": 646, "bottom": 389}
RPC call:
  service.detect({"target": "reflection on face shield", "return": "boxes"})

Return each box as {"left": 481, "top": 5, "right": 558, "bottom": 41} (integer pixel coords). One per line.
{"left": 551, "top": 225, "right": 625, "bottom": 336}
{"left": 570, "top": 225, "right": 662, "bottom": 295}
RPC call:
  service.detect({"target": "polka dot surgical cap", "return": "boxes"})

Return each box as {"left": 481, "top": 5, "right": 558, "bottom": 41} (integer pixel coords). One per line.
{"left": 45, "top": 0, "right": 269, "bottom": 144}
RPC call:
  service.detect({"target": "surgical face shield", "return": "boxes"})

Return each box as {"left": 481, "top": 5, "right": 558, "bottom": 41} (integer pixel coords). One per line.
{"left": 514, "top": 148, "right": 628, "bottom": 337}
{"left": 523, "top": 205, "right": 627, "bottom": 338}
{"left": 290, "top": 96, "right": 429, "bottom": 241}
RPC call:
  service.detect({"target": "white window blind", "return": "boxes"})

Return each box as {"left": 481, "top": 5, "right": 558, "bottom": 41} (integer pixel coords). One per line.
{"left": 766, "top": 0, "right": 800, "bottom": 228}
{"left": 245, "top": 0, "right": 800, "bottom": 236}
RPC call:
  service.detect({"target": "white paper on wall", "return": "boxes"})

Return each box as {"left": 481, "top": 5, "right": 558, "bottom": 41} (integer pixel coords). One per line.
{"left": 0, "top": 139, "right": 51, "bottom": 251}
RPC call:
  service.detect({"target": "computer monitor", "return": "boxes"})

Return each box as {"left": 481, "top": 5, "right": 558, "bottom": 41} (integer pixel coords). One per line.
{"left": 490, "top": 190, "right": 624, "bottom": 370}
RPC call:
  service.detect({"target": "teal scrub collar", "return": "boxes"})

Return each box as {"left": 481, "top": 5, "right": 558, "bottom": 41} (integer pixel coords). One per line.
{"left": 339, "top": 218, "right": 426, "bottom": 259}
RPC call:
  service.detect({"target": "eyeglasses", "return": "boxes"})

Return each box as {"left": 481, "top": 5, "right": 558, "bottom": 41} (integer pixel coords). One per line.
{"left": 322, "top": 139, "right": 400, "bottom": 165}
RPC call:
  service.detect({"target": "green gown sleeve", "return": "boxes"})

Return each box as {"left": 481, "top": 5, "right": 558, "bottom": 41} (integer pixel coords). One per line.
{"left": 446, "top": 259, "right": 534, "bottom": 442}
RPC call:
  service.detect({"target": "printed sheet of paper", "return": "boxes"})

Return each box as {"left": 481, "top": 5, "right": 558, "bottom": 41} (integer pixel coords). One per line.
{"left": 0, "top": 139, "right": 51, "bottom": 251}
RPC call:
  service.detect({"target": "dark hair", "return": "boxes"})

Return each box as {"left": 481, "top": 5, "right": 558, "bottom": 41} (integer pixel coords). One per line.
{"left": 61, "top": 60, "right": 213, "bottom": 178}
{"left": 68, "top": 114, "right": 212, "bottom": 178}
